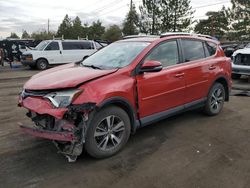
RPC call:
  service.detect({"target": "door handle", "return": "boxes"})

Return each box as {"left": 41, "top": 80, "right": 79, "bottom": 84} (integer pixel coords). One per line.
{"left": 175, "top": 73, "right": 185, "bottom": 78}
{"left": 59, "top": 51, "right": 62, "bottom": 54}
{"left": 209, "top": 65, "right": 216, "bottom": 70}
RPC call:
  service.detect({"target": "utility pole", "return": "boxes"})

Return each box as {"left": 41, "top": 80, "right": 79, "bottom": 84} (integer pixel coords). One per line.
{"left": 48, "top": 19, "right": 50, "bottom": 34}
{"left": 152, "top": 0, "right": 155, "bottom": 35}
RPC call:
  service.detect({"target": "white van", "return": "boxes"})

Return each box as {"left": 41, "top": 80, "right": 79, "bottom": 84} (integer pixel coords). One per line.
{"left": 21, "top": 40, "right": 99, "bottom": 70}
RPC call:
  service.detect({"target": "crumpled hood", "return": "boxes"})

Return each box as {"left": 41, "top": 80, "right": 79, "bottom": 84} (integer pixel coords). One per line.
{"left": 24, "top": 63, "right": 117, "bottom": 90}
{"left": 232, "top": 48, "right": 250, "bottom": 56}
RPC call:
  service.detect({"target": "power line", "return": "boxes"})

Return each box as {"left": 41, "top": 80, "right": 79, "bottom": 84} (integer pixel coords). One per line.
{"left": 89, "top": 0, "right": 123, "bottom": 13}
{"left": 98, "top": 3, "right": 130, "bottom": 17}
{"left": 91, "top": 0, "right": 231, "bottom": 19}
{"left": 192, "top": 1, "right": 230, "bottom": 10}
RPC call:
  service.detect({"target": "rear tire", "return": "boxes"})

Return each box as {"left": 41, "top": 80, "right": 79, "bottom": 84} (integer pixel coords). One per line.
{"left": 85, "top": 106, "right": 131, "bottom": 159}
{"left": 204, "top": 83, "right": 225, "bottom": 116}
{"left": 36, "top": 59, "right": 48, "bottom": 70}
{"left": 231, "top": 73, "right": 241, "bottom": 79}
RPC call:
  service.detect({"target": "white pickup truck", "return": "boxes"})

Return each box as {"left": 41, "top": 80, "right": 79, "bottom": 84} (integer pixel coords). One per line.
{"left": 21, "top": 40, "right": 101, "bottom": 70}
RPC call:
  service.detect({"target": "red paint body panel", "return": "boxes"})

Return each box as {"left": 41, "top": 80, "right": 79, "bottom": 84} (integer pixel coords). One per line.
{"left": 73, "top": 69, "right": 137, "bottom": 110}
{"left": 20, "top": 125, "right": 75, "bottom": 142}
{"left": 24, "top": 63, "right": 117, "bottom": 90}
{"left": 21, "top": 97, "right": 67, "bottom": 119}
{"left": 136, "top": 65, "right": 186, "bottom": 117}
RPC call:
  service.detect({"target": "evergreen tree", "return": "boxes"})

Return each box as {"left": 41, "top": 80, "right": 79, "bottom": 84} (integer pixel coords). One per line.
{"left": 139, "top": 0, "right": 194, "bottom": 34}
{"left": 122, "top": 0, "right": 139, "bottom": 35}
{"left": 21, "top": 30, "right": 30, "bottom": 39}
{"left": 88, "top": 20, "right": 105, "bottom": 39}
{"left": 194, "top": 7, "right": 228, "bottom": 39}
{"left": 161, "top": 0, "right": 194, "bottom": 32}
{"left": 139, "top": 0, "right": 161, "bottom": 34}
{"left": 8, "top": 32, "right": 20, "bottom": 39}
{"left": 57, "top": 14, "right": 73, "bottom": 39}
{"left": 228, "top": 0, "right": 250, "bottom": 40}
{"left": 31, "top": 30, "right": 56, "bottom": 40}
{"left": 72, "top": 16, "right": 83, "bottom": 39}
{"left": 102, "top": 25, "right": 122, "bottom": 42}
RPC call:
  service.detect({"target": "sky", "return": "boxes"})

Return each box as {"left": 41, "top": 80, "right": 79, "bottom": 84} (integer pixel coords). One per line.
{"left": 0, "top": 0, "right": 231, "bottom": 38}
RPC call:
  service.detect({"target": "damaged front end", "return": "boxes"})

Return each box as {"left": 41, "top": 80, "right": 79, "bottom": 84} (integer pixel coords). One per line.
{"left": 18, "top": 89, "right": 96, "bottom": 162}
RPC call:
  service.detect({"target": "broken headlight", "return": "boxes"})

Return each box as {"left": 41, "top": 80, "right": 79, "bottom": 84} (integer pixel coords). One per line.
{"left": 44, "top": 89, "right": 82, "bottom": 108}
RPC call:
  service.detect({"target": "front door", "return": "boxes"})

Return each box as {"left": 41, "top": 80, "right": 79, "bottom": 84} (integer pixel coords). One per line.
{"left": 136, "top": 40, "right": 186, "bottom": 118}
{"left": 44, "top": 41, "right": 62, "bottom": 64}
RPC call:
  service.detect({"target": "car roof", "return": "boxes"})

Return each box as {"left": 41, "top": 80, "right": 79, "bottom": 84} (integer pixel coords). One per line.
{"left": 120, "top": 34, "right": 219, "bottom": 44}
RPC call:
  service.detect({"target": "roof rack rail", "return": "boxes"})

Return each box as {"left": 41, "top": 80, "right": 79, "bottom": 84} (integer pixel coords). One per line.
{"left": 123, "top": 35, "right": 159, "bottom": 39}
{"left": 78, "top": 37, "right": 88, "bottom": 40}
{"left": 160, "top": 32, "right": 217, "bottom": 40}
{"left": 53, "top": 35, "right": 64, "bottom": 40}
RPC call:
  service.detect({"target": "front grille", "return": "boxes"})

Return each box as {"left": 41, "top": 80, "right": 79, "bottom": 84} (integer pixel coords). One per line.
{"left": 21, "top": 89, "right": 50, "bottom": 98}
{"left": 234, "top": 54, "right": 250, "bottom": 66}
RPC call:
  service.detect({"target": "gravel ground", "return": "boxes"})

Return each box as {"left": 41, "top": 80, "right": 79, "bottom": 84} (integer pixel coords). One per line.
{"left": 0, "top": 65, "right": 250, "bottom": 188}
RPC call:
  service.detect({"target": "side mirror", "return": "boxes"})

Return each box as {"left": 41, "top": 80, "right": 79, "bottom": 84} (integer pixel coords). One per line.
{"left": 139, "top": 60, "right": 163, "bottom": 73}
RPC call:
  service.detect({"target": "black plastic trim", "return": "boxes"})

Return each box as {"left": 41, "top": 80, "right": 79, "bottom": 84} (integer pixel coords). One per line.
{"left": 140, "top": 98, "right": 206, "bottom": 127}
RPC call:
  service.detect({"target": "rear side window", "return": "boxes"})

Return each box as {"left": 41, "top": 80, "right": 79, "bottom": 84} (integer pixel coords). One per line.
{"left": 45, "top": 42, "right": 59, "bottom": 51}
{"left": 204, "top": 42, "right": 217, "bottom": 57}
{"left": 182, "top": 40, "right": 205, "bottom": 62}
{"left": 62, "top": 41, "right": 94, "bottom": 50}
{"left": 145, "top": 40, "right": 179, "bottom": 67}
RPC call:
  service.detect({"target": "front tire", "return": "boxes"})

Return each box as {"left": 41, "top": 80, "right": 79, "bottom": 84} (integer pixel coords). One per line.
{"left": 204, "top": 83, "right": 225, "bottom": 116}
{"left": 36, "top": 59, "right": 48, "bottom": 70}
{"left": 85, "top": 106, "right": 131, "bottom": 158}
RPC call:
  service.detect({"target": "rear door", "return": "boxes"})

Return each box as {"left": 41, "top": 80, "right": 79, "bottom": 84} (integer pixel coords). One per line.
{"left": 43, "top": 41, "right": 61, "bottom": 64}
{"left": 180, "top": 39, "right": 210, "bottom": 104}
{"left": 136, "top": 40, "right": 186, "bottom": 118}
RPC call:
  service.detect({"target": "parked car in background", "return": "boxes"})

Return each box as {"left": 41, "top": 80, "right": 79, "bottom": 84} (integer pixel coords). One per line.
{"left": 231, "top": 43, "right": 250, "bottom": 79}
{"left": 21, "top": 40, "right": 100, "bottom": 70}
{"left": 18, "top": 33, "right": 232, "bottom": 162}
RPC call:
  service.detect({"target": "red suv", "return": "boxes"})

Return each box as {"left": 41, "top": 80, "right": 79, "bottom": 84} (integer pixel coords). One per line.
{"left": 18, "top": 34, "right": 232, "bottom": 162}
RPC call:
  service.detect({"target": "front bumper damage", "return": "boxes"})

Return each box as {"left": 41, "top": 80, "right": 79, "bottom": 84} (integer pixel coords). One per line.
{"left": 18, "top": 96, "right": 96, "bottom": 162}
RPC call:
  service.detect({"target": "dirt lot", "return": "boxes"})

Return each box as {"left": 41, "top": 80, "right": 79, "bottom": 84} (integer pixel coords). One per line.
{"left": 0, "top": 65, "right": 250, "bottom": 188}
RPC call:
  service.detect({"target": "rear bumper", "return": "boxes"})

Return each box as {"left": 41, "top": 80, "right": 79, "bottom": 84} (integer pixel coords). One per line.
{"left": 20, "top": 124, "right": 75, "bottom": 142}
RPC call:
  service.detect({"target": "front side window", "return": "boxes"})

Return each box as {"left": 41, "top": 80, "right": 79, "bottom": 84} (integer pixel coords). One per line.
{"left": 145, "top": 40, "right": 179, "bottom": 67}
{"left": 182, "top": 40, "right": 205, "bottom": 62}
{"left": 82, "top": 41, "right": 149, "bottom": 69}
{"left": 45, "top": 42, "right": 59, "bottom": 51}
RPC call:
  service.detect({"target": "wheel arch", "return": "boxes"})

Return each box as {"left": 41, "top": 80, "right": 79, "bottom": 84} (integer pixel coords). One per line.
{"left": 210, "top": 76, "right": 229, "bottom": 101}
{"left": 36, "top": 57, "right": 49, "bottom": 64}
{"left": 97, "top": 97, "right": 139, "bottom": 134}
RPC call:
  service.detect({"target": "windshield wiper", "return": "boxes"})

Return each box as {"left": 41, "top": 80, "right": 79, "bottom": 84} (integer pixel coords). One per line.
{"left": 82, "top": 64, "right": 102, "bottom": 70}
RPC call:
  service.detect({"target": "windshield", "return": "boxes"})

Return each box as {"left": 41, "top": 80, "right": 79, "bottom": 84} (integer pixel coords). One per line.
{"left": 245, "top": 43, "right": 250, "bottom": 48}
{"left": 35, "top": 41, "right": 50, "bottom": 50}
{"left": 82, "top": 41, "right": 150, "bottom": 69}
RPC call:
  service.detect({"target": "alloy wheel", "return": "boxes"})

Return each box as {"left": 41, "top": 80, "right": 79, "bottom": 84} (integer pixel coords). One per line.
{"left": 210, "top": 88, "right": 224, "bottom": 112}
{"left": 94, "top": 115, "right": 125, "bottom": 151}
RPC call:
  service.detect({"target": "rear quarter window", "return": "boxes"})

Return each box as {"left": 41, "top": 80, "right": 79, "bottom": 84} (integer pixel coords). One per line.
{"left": 182, "top": 39, "right": 206, "bottom": 62}
{"left": 204, "top": 42, "right": 217, "bottom": 57}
